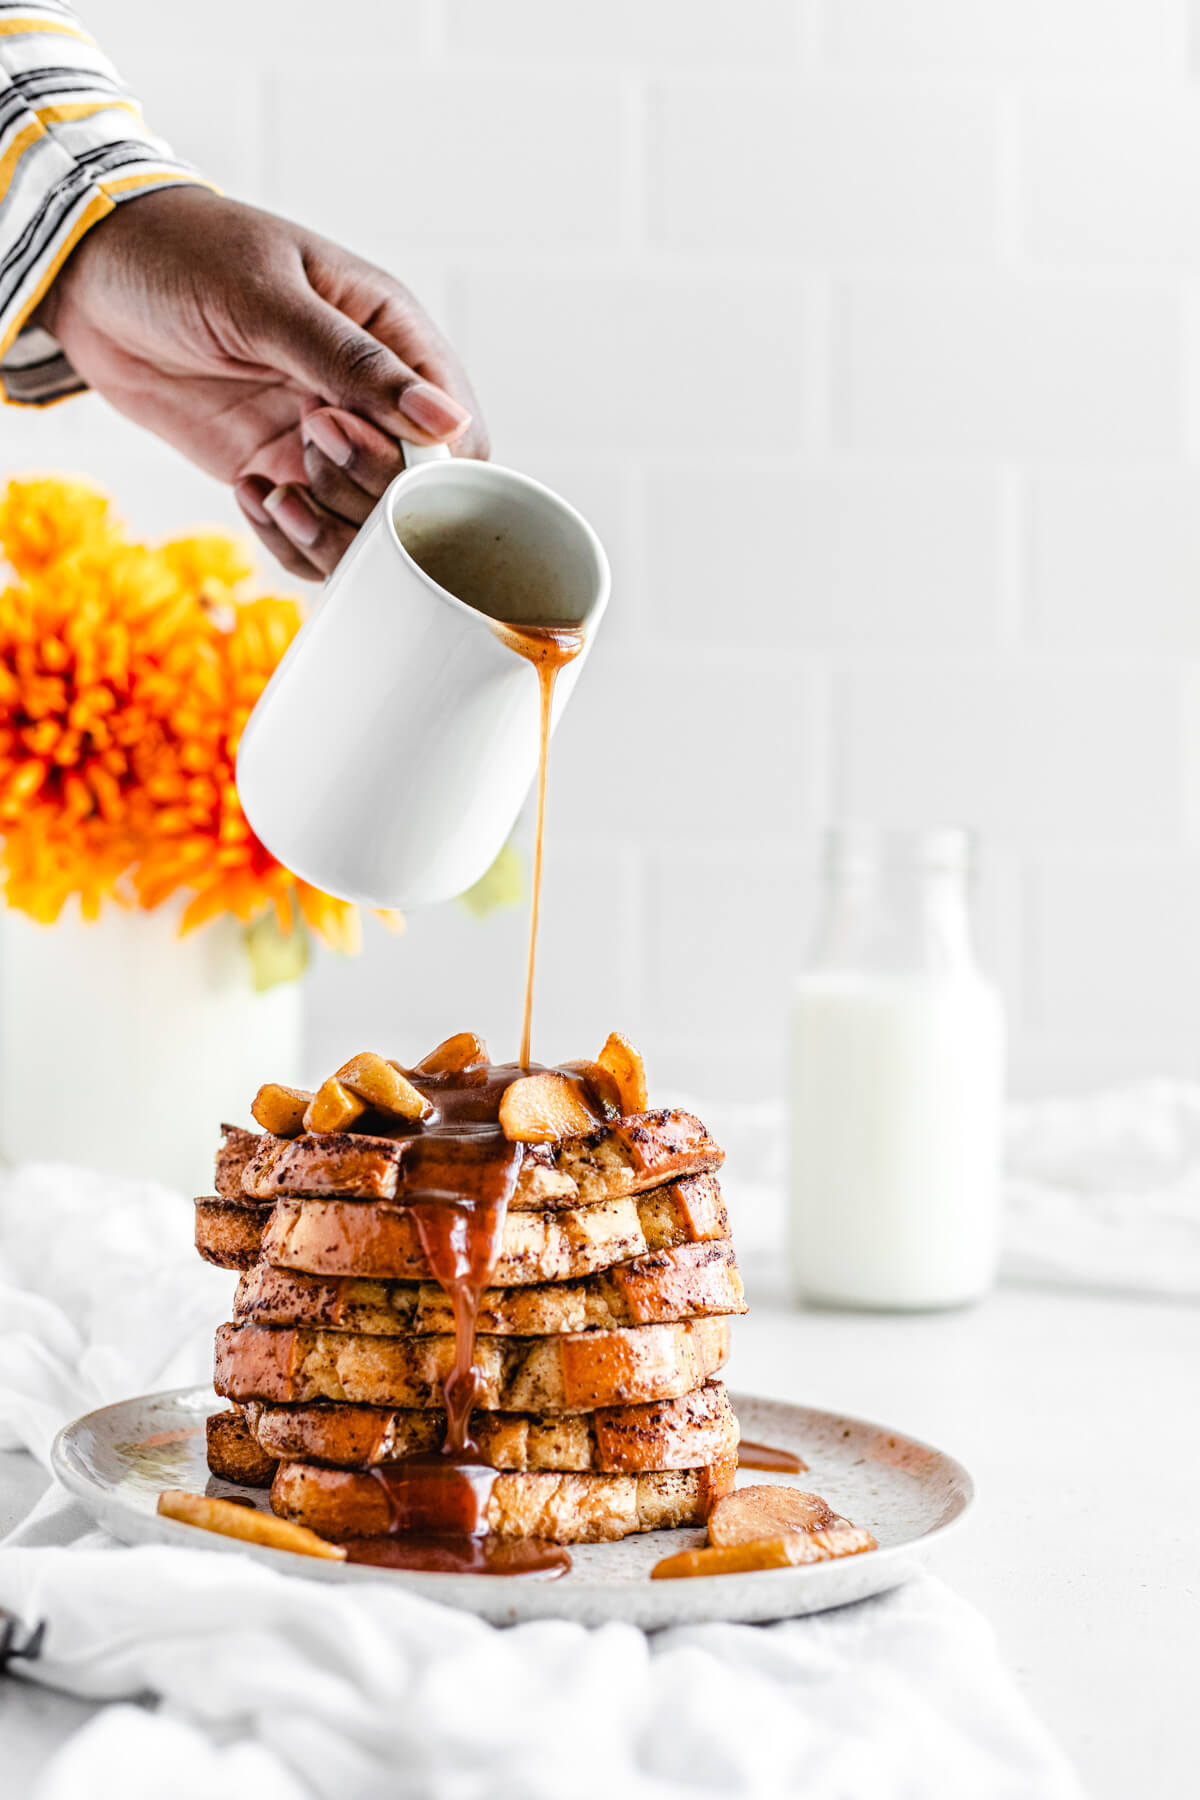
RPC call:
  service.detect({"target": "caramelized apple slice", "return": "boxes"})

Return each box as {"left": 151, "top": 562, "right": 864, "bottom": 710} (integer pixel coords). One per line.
{"left": 499, "top": 1071, "right": 600, "bottom": 1144}
{"left": 412, "top": 1032, "right": 489, "bottom": 1076}
{"left": 562, "top": 1060, "right": 623, "bottom": 1122}
{"left": 651, "top": 1524, "right": 876, "bottom": 1581}
{"left": 251, "top": 1083, "right": 313, "bottom": 1139}
{"left": 337, "top": 1052, "right": 431, "bottom": 1122}
{"left": 652, "top": 1539, "right": 799, "bottom": 1580}
{"left": 303, "top": 1077, "right": 367, "bottom": 1134}
{"left": 708, "top": 1485, "right": 840, "bottom": 1547}
{"left": 158, "top": 1489, "right": 345, "bottom": 1561}
{"left": 597, "top": 1032, "right": 648, "bottom": 1115}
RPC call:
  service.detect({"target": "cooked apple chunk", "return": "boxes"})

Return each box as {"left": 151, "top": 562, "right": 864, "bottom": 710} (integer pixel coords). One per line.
{"left": 337, "top": 1052, "right": 431, "bottom": 1122}
{"left": 562, "top": 1060, "right": 623, "bottom": 1121}
{"left": 499, "top": 1071, "right": 599, "bottom": 1143}
{"left": 708, "top": 1484, "right": 840, "bottom": 1546}
{"left": 303, "top": 1077, "right": 367, "bottom": 1135}
{"left": 250, "top": 1083, "right": 313, "bottom": 1139}
{"left": 597, "top": 1032, "right": 648, "bottom": 1115}
{"left": 651, "top": 1525, "right": 876, "bottom": 1580}
{"left": 651, "top": 1484, "right": 878, "bottom": 1579}
{"left": 413, "top": 1032, "right": 489, "bottom": 1075}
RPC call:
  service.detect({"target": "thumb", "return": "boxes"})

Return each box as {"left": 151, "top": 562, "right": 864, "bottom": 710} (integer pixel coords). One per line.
{"left": 257, "top": 289, "right": 472, "bottom": 443}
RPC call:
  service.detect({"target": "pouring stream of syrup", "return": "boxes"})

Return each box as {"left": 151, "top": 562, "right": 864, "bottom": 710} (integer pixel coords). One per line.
{"left": 343, "top": 621, "right": 586, "bottom": 1575}
{"left": 489, "top": 620, "right": 585, "bottom": 1068}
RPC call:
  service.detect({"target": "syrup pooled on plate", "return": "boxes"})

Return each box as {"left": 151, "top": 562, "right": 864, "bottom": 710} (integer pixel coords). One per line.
{"left": 343, "top": 1534, "right": 571, "bottom": 1578}
{"left": 737, "top": 1439, "right": 808, "bottom": 1475}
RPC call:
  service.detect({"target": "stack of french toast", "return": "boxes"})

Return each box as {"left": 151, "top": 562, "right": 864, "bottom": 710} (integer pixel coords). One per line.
{"left": 200, "top": 1032, "right": 749, "bottom": 1547}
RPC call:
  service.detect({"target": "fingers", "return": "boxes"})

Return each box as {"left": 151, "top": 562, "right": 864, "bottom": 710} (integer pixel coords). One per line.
{"left": 359, "top": 290, "right": 490, "bottom": 463}
{"left": 258, "top": 290, "right": 473, "bottom": 450}
{"left": 235, "top": 477, "right": 320, "bottom": 580}
{"left": 238, "top": 411, "right": 399, "bottom": 581}
{"left": 235, "top": 476, "right": 353, "bottom": 581}
{"left": 300, "top": 408, "right": 405, "bottom": 524}
{"left": 262, "top": 482, "right": 355, "bottom": 577}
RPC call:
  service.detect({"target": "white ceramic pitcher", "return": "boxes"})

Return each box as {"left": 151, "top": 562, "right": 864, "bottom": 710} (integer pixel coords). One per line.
{"left": 236, "top": 445, "right": 610, "bottom": 908}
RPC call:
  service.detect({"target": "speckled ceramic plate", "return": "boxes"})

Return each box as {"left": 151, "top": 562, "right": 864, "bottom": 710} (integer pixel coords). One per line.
{"left": 52, "top": 1387, "right": 972, "bottom": 1627}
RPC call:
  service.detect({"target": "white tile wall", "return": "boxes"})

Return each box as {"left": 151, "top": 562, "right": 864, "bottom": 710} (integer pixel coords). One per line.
{"left": 651, "top": 83, "right": 999, "bottom": 261}
{"left": 448, "top": 271, "right": 814, "bottom": 455}
{"left": 3, "top": 0, "right": 1200, "bottom": 1098}
{"left": 272, "top": 76, "right": 631, "bottom": 246}
{"left": 834, "top": 281, "right": 1183, "bottom": 457}
{"left": 822, "top": 1, "right": 1186, "bottom": 73}
{"left": 1019, "top": 92, "right": 1200, "bottom": 266}
{"left": 644, "top": 470, "right": 1004, "bottom": 648}
{"left": 1026, "top": 475, "right": 1200, "bottom": 651}
{"left": 834, "top": 661, "right": 1185, "bottom": 846}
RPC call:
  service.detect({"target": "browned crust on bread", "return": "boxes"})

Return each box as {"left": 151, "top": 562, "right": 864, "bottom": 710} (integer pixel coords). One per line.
{"left": 233, "top": 1237, "right": 746, "bottom": 1336}
{"left": 205, "top": 1408, "right": 278, "bottom": 1486}
{"left": 255, "top": 1176, "right": 727, "bottom": 1285}
{"left": 244, "top": 1381, "right": 737, "bottom": 1474}
{"left": 195, "top": 1199, "right": 273, "bottom": 1270}
{"left": 237, "top": 1137, "right": 572, "bottom": 1209}
{"left": 557, "top": 1109, "right": 724, "bottom": 1201}
{"left": 270, "top": 1454, "right": 737, "bottom": 1544}
{"left": 229, "top": 1109, "right": 721, "bottom": 1209}
{"left": 241, "top": 1132, "right": 573, "bottom": 1210}
{"left": 214, "top": 1127, "right": 263, "bottom": 1202}
{"left": 214, "top": 1315, "right": 731, "bottom": 1414}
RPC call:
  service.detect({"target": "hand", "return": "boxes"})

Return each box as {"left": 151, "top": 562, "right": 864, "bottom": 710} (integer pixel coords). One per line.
{"left": 35, "top": 186, "right": 487, "bottom": 578}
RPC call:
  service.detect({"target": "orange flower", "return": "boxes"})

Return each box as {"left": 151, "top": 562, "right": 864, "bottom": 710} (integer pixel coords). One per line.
{"left": 0, "top": 474, "right": 376, "bottom": 960}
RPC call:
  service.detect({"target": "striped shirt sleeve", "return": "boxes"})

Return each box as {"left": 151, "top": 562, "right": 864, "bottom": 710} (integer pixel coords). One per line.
{"left": 0, "top": 2, "right": 212, "bottom": 405}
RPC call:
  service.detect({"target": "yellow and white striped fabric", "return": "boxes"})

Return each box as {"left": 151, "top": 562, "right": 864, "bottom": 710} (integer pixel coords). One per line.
{"left": 0, "top": 0, "right": 208, "bottom": 404}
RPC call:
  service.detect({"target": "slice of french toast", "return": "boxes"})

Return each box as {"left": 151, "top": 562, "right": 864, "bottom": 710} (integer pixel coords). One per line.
{"left": 205, "top": 1407, "right": 279, "bottom": 1487}
{"left": 217, "top": 1108, "right": 723, "bottom": 1211}
{"left": 195, "top": 1199, "right": 273, "bottom": 1271}
{"left": 233, "top": 1237, "right": 746, "bottom": 1336}
{"left": 213, "top": 1380, "right": 737, "bottom": 1478}
{"left": 196, "top": 1173, "right": 728, "bottom": 1282}
{"left": 214, "top": 1315, "right": 731, "bottom": 1413}
{"left": 270, "top": 1454, "right": 736, "bottom": 1544}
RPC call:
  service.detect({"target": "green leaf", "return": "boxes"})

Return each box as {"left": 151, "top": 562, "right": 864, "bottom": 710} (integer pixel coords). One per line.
{"left": 457, "top": 843, "right": 526, "bottom": 919}
{"left": 244, "top": 910, "right": 311, "bottom": 992}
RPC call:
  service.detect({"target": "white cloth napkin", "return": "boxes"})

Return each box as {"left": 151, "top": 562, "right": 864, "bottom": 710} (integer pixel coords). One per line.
{"left": 0, "top": 1162, "right": 226, "bottom": 1462}
{"left": 1003, "top": 1080, "right": 1200, "bottom": 1298}
{"left": 692, "top": 1082, "right": 1200, "bottom": 1300}
{"left": 0, "top": 1160, "right": 1087, "bottom": 1800}
{"left": 2, "top": 1534, "right": 1084, "bottom": 1800}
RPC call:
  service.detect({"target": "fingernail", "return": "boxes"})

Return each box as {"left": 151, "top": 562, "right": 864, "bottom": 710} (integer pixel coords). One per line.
{"left": 302, "top": 411, "right": 355, "bottom": 468}
{"left": 263, "top": 484, "right": 321, "bottom": 547}
{"left": 397, "top": 381, "right": 472, "bottom": 439}
{"left": 235, "top": 479, "right": 272, "bottom": 526}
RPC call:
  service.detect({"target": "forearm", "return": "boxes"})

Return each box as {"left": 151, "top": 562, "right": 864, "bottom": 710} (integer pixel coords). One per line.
{"left": 0, "top": 0, "right": 211, "bottom": 404}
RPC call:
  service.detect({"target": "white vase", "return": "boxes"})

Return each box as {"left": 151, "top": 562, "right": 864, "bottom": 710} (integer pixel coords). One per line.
{"left": 0, "top": 901, "right": 303, "bottom": 1195}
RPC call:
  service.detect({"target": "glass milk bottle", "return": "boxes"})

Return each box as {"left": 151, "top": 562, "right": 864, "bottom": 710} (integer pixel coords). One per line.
{"left": 788, "top": 828, "right": 1005, "bottom": 1310}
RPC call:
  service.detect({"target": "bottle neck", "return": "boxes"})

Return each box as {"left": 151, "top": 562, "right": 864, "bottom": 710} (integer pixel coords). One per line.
{"left": 808, "top": 864, "right": 981, "bottom": 977}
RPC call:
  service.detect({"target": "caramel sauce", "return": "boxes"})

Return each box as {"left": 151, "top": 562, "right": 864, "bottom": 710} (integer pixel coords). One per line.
{"left": 139, "top": 1427, "right": 203, "bottom": 1449}
{"left": 737, "top": 1439, "right": 808, "bottom": 1474}
{"left": 327, "top": 1055, "right": 603, "bottom": 1574}
{"left": 489, "top": 620, "right": 585, "bottom": 1068}
{"left": 368, "top": 1451, "right": 498, "bottom": 1535}
{"left": 343, "top": 1534, "right": 570, "bottom": 1578}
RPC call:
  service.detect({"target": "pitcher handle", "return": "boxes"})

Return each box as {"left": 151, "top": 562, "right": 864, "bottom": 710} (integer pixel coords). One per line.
{"left": 400, "top": 439, "right": 452, "bottom": 468}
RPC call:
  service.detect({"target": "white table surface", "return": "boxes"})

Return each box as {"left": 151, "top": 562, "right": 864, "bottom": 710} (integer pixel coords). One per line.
{"left": 2, "top": 1277, "right": 1197, "bottom": 1798}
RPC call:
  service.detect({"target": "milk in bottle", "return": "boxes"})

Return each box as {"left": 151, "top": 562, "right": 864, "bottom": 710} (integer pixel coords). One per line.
{"left": 788, "top": 828, "right": 1005, "bottom": 1310}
